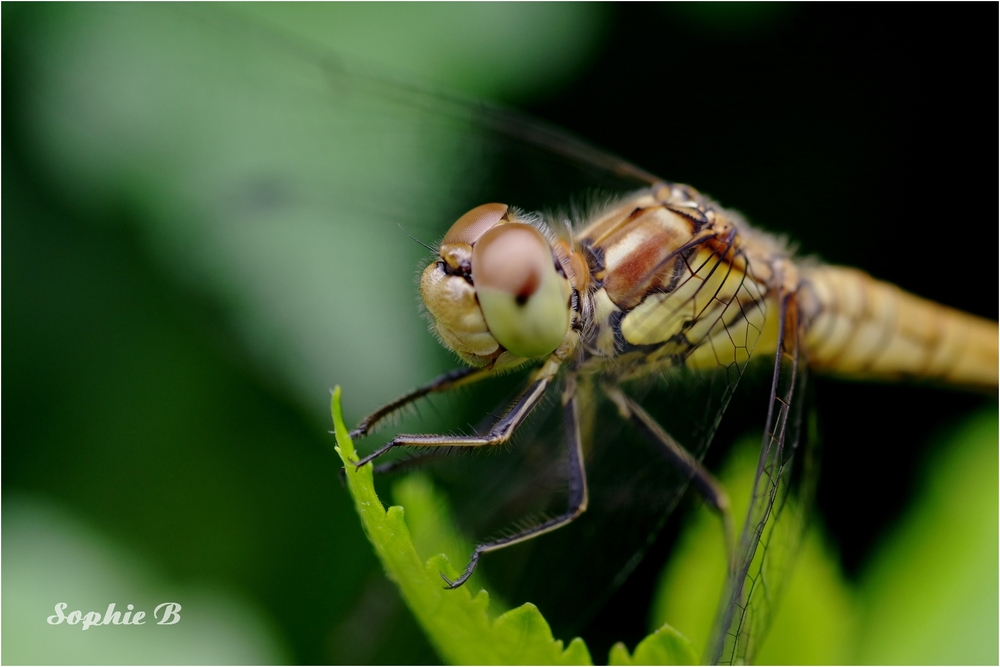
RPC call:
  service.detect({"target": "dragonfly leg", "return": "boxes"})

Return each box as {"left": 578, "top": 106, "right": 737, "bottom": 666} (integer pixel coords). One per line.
{"left": 604, "top": 385, "right": 736, "bottom": 562}
{"left": 337, "top": 448, "right": 448, "bottom": 488}
{"left": 441, "top": 373, "right": 588, "bottom": 589}
{"left": 371, "top": 449, "right": 449, "bottom": 476}
{"left": 349, "top": 366, "right": 491, "bottom": 440}
{"left": 354, "top": 373, "right": 552, "bottom": 467}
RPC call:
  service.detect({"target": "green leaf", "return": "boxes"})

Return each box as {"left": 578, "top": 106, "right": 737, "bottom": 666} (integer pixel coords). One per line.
{"left": 856, "top": 409, "right": 999, "bottom": 664}
{"left": 330, "top": 387, "right": 593, "bottom": 666}
{"left": 608, "top": 624, "right": 698, "bottom": 666}
{"left": 390, "top": 473, "right": 492, "bottom": 600}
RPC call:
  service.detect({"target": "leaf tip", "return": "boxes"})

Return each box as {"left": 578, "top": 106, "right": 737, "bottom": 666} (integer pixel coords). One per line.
{"left": 607, "top": 641, "right": 632, "bottom": 666}
{"left": 562, "top": 637, "right": 594, "bottom": 666}
{"left": 330, "top": 385, "right": 357, "bottom": 462}
{"left": 386, "top": 504, "right": 406, "bottom": 524}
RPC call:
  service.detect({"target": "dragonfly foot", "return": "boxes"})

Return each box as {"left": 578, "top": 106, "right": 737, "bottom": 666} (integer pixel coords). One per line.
{"left": 440, "top": 570, "right": 472, "bottom": 590}
{"left": 355, "top": 441, "right": 396, "bottom": 468}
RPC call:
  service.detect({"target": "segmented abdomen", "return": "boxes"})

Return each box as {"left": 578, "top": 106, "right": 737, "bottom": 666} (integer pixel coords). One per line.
{"left": 800, "top": 265, "right": 998, "bottom": 389}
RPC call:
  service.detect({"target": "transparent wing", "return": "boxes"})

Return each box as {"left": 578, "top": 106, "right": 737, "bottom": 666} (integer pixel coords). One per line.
{"left": 707, "top": 292, "right": 819, "bottom": 665}
{"left": 402, "top": 364, "right": 751, "bottom": 645}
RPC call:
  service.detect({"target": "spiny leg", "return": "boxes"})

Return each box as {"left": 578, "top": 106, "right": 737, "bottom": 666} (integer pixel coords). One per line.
{"left": 441, "top": 373, "right": 589, "bottom": 589}
{"left": 604, "top": 384, "right": 736, "bottom": 562}
{"left": 371, "top": 448, "right": 450, "bottom": 477}
{"left": 354, "top": 373, "right": 552, "bottom": 467}
{"left": 337, "top": 447, "right": 450, "bottom": 488}
{"left": 350, "top": 366, "right": 490, "bottom": 440}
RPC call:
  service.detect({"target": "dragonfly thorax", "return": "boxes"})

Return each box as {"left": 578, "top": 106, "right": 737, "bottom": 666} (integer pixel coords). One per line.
{"left": 420, "top": 204, "right": 574, "bottom": 369}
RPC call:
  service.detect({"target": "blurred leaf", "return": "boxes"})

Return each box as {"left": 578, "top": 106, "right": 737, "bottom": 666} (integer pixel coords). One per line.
{"left": 239, "top": 3, "right": 611, "bottom": 103}
{"left": 753, "top": 525, "right": 858, "bottom": 664}
{"left": 1, "top": 497, "right": 288, "bottom": 665}
{"left": 331, "top": 388, "right": 592, "bottom": 665}
{"left": 856, "top": 409, "right": 999, "bottom": 664}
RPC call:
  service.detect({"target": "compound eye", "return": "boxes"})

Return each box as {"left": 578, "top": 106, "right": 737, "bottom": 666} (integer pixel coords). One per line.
{"left": 472, "top": 223, "right": 570, "bottom": 359}
{"left": 442, "top": 203, "right": 509, "bottom": 246}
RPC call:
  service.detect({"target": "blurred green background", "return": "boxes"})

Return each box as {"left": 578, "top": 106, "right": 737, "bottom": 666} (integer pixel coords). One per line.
{"left": 3, "top": 4, "right": 996, "bottom": 665}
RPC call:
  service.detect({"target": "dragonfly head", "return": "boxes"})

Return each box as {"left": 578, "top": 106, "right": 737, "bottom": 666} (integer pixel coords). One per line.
{"left": 420, "top": 203, "right": 573, "bottom": 368}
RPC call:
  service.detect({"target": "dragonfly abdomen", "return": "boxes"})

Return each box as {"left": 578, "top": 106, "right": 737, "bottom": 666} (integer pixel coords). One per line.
{"left": 801, "top": 265, "right": 998, "bottom": 389}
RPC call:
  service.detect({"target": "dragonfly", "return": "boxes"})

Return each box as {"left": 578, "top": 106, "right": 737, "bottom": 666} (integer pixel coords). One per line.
{"left": 22, "top": 4, "right": 997, "bottom": 663}
{"left": 306, "top": 21, "right": 1000, "bottom": 667}
{"left": 349, "top": 176, "right": 998, "bottom": 661}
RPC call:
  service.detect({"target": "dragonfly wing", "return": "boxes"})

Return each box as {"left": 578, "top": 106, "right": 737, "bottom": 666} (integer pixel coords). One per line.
{"left": 707, "top": 291, "right": 819, "bottom": 665}
{"left": 418, "top": 365, "right": 755, "bottom": 642}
